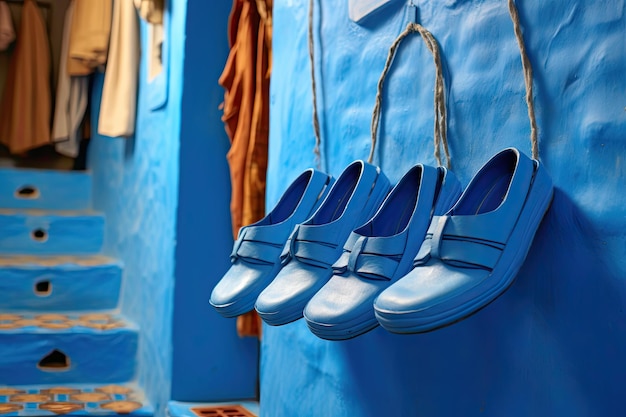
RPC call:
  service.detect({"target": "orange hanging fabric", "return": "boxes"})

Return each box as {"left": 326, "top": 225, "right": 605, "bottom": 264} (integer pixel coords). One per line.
{"left": 0, "top": 0, "right": 51, "bottom": 155}
{"left": 219, "top": 0, "right": 273, "bottom": 338}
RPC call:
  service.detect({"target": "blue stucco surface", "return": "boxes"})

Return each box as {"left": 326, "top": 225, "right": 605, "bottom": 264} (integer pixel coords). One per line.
{"left": 262, "top": 0, "right": 626, "bottom": 416}
{"left": 0, "top": 259, "right": 121, "bottom": 311}
{"left": 171, "top": 0, "right": 259, "bottom": 402}
{"left": 0, "top": 169, "right": 92, "bottom": 211}
{"left": 87, "top": 1, "right": 187, "bottom": 415}
{"left": 0, "top": 317, "right": 138, "bottom": 385}
{"left": 0, "top": 211, "right": 104, "bottom": 255}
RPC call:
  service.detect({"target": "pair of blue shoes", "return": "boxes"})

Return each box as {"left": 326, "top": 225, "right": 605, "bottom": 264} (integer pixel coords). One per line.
{"left": 210, "top": 160, "right": 388, "bottom": 318}
{"left": 210, "top": 148, "right": 554, "bottom": 341}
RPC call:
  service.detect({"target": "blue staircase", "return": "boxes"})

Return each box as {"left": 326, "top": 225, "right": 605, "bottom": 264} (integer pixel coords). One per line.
{"left": 0, "top": 168, "right": 152, "bottom": 417}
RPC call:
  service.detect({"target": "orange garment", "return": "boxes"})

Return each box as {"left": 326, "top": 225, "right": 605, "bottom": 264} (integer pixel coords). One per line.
{"left": 67, "top": 0, "right": 112, "bottom": 75}
{"left": 219, "top": 0, "right": 273, "bottom": 338}
{"left": 0, "top": 0, "right": 51, "bottom": 154}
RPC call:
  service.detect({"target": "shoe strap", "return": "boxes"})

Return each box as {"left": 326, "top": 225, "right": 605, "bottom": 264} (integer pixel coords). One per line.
{"left": 332, "top": 233, "right": 408, "bottom": 281}
{"left": 414, "top": 215, "right": 506, "bottom": 270}
{"left": 279, "top": 224, "right": 340, "bottom": 269}
{"left": 230, "top": 226, "right": 287, "bottom": 265}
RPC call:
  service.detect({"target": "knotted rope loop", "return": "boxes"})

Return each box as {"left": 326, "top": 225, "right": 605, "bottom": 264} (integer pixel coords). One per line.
{"left": 370, "top": 22, "right": 450, "bottom": 168}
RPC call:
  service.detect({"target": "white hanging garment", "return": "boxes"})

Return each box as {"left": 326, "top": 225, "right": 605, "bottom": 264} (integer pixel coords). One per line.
{"left": 53, "top": 0, "right": 89, "bottom": 158}
{"left": 0, "top": 1, "right": 15, "bottom": 51}
{"left": 134, "top": 0, "right": 163, "bottom": 24}
{"left": 98, "top": 0, "right": 139, "bottom": 138}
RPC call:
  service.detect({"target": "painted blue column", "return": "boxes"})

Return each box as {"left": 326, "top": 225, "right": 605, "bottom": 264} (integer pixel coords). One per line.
{"left": 171, "top": 0, "right": 259, "bottom": 402}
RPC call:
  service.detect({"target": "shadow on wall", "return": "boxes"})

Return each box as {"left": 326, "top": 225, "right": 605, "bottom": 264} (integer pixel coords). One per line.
{"left": 262, "top": 189, "right": 625, "bottom": 416}
{"left": 344, "top": 189, "right": 624, "bottom": 416}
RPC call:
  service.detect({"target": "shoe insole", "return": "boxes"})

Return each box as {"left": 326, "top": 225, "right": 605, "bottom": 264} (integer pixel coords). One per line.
{"left": 311, "top": 166, "right": 359, "bottom": 224}
{"left": 359, "top": 168, "right": 420, "bottom": 237}
{"left": 453, "top": 161, "right": 514, "bottom": 216}
{"left": 264, "top": 172, "right": 311, "bottom": 225}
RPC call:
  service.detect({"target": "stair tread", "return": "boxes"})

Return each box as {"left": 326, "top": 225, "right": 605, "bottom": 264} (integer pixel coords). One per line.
{"left": 0, "top": 383, "right": 152, "bottom": 416}
{"left": 168, "top": 401, "right": 259, "bottom": 417}
{"left": 0, "top": 312, "right": 136, "bottom": 333}
{"left": 0, "top": 167, "right": 91, "bottom": 175}
{"left": 0, "top": 209, "right": 101, "bottom": 216}
{"left": 0, "top": 255, "right": 118, "bottom": 267}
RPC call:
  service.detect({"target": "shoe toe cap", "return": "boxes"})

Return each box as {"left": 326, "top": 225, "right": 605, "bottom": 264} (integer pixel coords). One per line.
{"left": 210, "top": 263, "right": 273, "bottom": 310}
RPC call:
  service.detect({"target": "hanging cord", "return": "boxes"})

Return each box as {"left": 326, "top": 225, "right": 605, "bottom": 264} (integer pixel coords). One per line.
{"left": 370, "top": 22, "right": 450, "bottom": 167}
{"left": 308, "top": 0, "right": 322, "bottom": 167}
{"left": 508, "top": 0, "right": 539, "bottom": 160}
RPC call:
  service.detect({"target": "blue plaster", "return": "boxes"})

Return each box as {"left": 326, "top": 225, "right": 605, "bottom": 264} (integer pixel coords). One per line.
{"left": 0, "top": 259, "right": 121, "bottom": 311}
{"left": 0, "top": 169, "right": 92, "bottom": 211}
{"left": 87, "top": 0, "right": 187, "bottom": 414}
{"left": 263, "top": 0, "right": 626, "bottom": 415}
{"left": 0, "top": 315, "right": 137, "bottom": 385}
{"left": 171, "top": 0, "right": 259, "bottom": 402}
{"left": 0, "top": 212, "right": 104, "bottom": 255}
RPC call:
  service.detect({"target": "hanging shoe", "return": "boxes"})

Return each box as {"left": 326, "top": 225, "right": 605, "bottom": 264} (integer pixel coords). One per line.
{"left": 254, "top": 160, "right": 391, "bottom": 326}
{"left": 210, "top": 169, "right": 333, "bottom": 318}
{"left": 374, "top": 148, "right": 554, "bottom": 333}
{"left": 303, "top": 164, "right": 461, "bottom": 340}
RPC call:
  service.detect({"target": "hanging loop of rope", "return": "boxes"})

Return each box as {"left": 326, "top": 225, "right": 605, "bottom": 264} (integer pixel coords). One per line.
{"left": 369, "top": 22, "right": 450, "bottom": 168}
{"left": 308, "top": 0, "right": 322, "bottom": 168}
{"left": 508, "top": 0, "right": 539, "bottom": 160}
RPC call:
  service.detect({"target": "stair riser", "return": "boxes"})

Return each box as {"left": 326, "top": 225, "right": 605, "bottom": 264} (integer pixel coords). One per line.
{"left": 0, "top": 265, "right": 121, "bottom": 311}
{"left": 0, "top": 169, "right": 91, "bottom": 211}
{"left": 0, "top": 214, "right": 104, "bottom": 255}
{"left": 0, "top": 332, "right": 137, "bottom": 385}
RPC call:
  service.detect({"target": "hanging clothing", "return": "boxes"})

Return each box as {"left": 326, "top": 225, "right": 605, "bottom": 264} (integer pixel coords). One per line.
{"left": 0, "top": 0, "right": 51, "bottom": 154}
{"left": 219, "top": 0, "right": 273, "bottom": 338}
{"left": 0, "top": 1, "right": 15, "bottom": 51}
{"left": 134, "top": 0, "right": 163, "bottom": 24}
{"left": 67, "top": 0, "right": 112, "bottom": 76}
{"left": 98, "top": 0, "right": 139, "bottom": 138}
{"left": 220, "top": 0, "right": 272, "bottom": 238}
{"left": 242, "top": 0, "right": 272, "bottom": 231}
{"left": 52, "top": 0, "right": 89, "bottom": 158}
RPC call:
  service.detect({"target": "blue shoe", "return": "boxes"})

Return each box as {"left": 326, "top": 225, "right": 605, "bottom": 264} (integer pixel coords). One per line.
{"left": 303, "top": 164, "right": 462, "bottom": 340}
{"left": 254, "top": 160, "right": 391, "bottom": 326}
{"left": 210, "top": 169, "right": 333, "bottom": 318}
{"left": 374, "top": 148, "right": 554, "bottom": 333}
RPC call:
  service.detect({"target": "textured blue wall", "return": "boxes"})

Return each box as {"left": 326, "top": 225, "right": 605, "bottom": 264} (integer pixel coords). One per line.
{"left": 262, "top": 0, "right": 626, "bottom": 416}
{"left": 171, "top": 0, "right": 259, "bottom": 402}
{"left": 88, "top": 1, "right": 187, "bottom": 415}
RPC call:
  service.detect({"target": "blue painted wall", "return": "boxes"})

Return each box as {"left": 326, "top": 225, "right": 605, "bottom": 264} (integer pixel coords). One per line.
{"left": 171, "top": 0, "right": 259, "bottom": 402}
{"left": 90, "top": 0, "right": 258, "bottom": 410}
{"left": 88, "top": 1, "right": 187, "bottom": 415}
{"left": 262, "top": 0, "right": 626, "bottom": 416}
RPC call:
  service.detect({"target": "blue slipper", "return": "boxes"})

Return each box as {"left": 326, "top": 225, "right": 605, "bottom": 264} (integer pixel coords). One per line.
{"left": 254, "top": 160, "right": 391, "bottom": 326}
{"left": 303, "top": 164, "right": 462, "bottom": 340}
{"left": 210, "top": 169, "right": 333, "bottom": 318}
{"left": 374, "top": 148, "right": 554, "bottom": 333}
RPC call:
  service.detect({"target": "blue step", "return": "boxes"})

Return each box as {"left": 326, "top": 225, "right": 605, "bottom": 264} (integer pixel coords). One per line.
{"left": 168, "top": 401, "right": 259, "bottom": 417}
{"left": 0, "top": 210, "right": 104, "bottom": 255}
{"left": 0, "top": 168, "right": 92, "bottom": 211}
{"left": 0, "top": 313, "right": 137, "bottom": 385}
{"left": 0, "top": 256, "right": 121, "bottom": 311}
{"left": 0, "top": 383, "right": 153, "bottom": 416}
